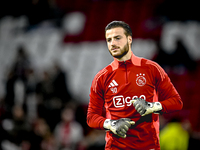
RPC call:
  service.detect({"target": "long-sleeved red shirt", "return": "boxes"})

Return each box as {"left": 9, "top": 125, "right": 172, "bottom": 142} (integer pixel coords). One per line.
{"left": 87, "top": 52, "right": 183, "bottom": 150}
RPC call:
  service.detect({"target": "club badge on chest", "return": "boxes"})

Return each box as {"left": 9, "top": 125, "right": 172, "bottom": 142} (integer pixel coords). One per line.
{"left": 136, "top": 73, "right": 146, "bottom": 87}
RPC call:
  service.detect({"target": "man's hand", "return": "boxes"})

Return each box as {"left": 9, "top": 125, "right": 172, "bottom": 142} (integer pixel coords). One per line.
{"left": 103, "top": 118, "right": 135, "bottom": 138}
{"left": 132, "top": 98, "right": 162, "bottom": 116}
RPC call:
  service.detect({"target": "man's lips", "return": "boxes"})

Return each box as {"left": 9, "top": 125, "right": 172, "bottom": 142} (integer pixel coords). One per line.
{"left": 111, "top": 47, "right": 120, "bottom": 51}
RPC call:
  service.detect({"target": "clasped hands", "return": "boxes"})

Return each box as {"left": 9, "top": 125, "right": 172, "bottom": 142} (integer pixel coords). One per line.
{"left": 103, "top": 98, "right": 162, "bottom": 138}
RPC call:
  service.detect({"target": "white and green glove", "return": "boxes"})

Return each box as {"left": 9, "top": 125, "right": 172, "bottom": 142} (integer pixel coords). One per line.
{"left": 103, "top": 118, "right": 135, "bottom": 138}
{"left": 132, "top": 98, "right": 162, "bottom": 116}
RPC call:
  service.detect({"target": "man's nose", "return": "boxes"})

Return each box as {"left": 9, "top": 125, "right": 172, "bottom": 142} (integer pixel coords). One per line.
{"left": 110, "top": 39, "right": 116, "bottom": 46}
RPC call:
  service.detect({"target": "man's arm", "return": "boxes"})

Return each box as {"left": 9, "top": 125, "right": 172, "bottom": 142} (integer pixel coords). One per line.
{"left": 132, "top": 60, "right": 183, "bottom": 116}
{"left": 87, "top": 69, "right": 106, "bottom": 129}
{"left": 149, "top": 60, "right": 183, "bottom": 113}
{"left": 87, "top": 91, "right": 106, "bottom": 130}
{"left": 156, "top": 74, "right": 183, "bottom": 113}
{"left": 87, "top": 90, "right": 135, "bottom": 138}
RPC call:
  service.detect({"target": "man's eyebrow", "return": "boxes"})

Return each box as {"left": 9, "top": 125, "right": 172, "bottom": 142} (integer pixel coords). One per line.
{"left": 106, "top": 35, "right": 122, "bottom": 40}
{"left": 114, "top": 35, "right": 122, "bottom": 38}
{"left": 106, "top": 35, "right": 121, "bottom": 39}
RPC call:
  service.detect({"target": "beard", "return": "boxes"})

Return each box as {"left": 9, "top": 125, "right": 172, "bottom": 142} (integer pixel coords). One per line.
{"left": 109, "top": 42, "right": 129, "bottom": 59}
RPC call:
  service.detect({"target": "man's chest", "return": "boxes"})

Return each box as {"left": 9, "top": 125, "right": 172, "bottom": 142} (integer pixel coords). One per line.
{"left": 104, "top": 68, "right": 155, "bottom": 108}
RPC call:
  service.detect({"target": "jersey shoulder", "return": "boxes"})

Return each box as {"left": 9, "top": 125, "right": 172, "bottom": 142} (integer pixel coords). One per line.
{"left": 91, "top": 64, "right": 112, "bottom": 92}
{"left": 93, "top": 64, "right": 113, "bottom": 81}
{"left": 141, "top": 58, "right": 166, "bottom": 81}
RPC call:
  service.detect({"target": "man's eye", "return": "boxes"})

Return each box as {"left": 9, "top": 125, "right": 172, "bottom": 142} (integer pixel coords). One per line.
{"left": 116, "top": 37, "right": 120, "bottom": 40}
{"left": 107, "top": 39, "right": 111, "bottom": 42}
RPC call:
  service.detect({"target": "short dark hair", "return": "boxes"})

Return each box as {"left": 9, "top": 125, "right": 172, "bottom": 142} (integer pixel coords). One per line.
{"left": 105, "top": 21, "right": 132, "bottom": 37}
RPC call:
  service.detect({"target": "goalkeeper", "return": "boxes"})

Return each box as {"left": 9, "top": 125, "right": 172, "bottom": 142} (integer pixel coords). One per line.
{"left": 87, "top": 21, "right": 183, "bottom": 150}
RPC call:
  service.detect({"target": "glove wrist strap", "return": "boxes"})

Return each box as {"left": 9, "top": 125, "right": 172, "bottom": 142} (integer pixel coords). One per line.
{"left": 153, "top": 102, "right": 162, "bottom": 114}
{"left": 103, "top": 119, "right": 111, "bottom": 130}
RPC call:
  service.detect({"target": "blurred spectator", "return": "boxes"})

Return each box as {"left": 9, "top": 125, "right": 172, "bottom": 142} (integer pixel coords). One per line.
{"left": 25, "top": 68, "right": 37, "bottom": 96}
{"left": 29, "top": 118, "right": 54, "bottom": 150}
{"left": 54, "top": 105, "right": 83, "bottom": 150}
{"left": 41, "top": 133, "right": 56, "bottom": 150}
{"left": 36, "top": 70, "right": 54, "bottom": 105}
{"left": 52, "top": 63, "right": 72, "bottom": 104}
{"left": 36, "top": 70, "right": 57, "bottom": 130}
{"left": 160, "top": 118, "right": 190, "bottom": 150}
{"left": 5, "top": 46, "right": 31, "bottom": 111}
{"left": 12, "top": 46, "right": 31, "bottom": 81}
{"left": 79, "top": 129, "right": 105, "bottom": 150}
{"left": 36, "top": 63, "right": 72, "bottom": 130}
{"left": 25, "top": 68, "right": 38, "bottom": 122}
{"left": 4, "top": 70, "right": 16, "bottom": 112}
{"left": 1, "top": 105, "right": 31, "bottom": 149}
{"left": 0, "top": 98, "right": 7, "bottom": 150}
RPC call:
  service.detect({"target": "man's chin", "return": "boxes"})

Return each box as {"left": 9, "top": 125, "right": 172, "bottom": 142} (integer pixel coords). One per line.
{"left": 109, "top": 48, "right": 129, "bottom": 59}
{"left": 112, "top": 53, "right": 124, "bottom": 59}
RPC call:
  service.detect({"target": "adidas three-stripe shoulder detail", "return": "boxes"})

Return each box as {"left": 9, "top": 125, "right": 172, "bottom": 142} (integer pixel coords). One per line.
{"left": 92, "top": 68, "right": 108, "bottom": 93}
{"left": 146, "top": 60, "right": 166, "bottom": 82}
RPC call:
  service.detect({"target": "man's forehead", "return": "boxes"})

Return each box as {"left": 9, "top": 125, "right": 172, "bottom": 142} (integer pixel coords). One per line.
{"left": 106, "top": 27, "right": 125, "bottom": 38}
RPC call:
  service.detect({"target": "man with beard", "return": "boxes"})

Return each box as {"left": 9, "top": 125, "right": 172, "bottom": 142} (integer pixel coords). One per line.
{"left": 87, "top": 21, "right": 183, "bottom": 150}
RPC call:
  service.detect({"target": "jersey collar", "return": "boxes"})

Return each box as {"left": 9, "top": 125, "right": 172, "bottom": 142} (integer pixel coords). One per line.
{"left": 111, "top": 52, "right": 142, "bottom": 70}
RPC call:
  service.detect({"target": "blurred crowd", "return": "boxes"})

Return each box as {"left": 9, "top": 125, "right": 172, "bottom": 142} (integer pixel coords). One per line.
{"left": 0, "top": 46, "right": 106, "bottom": 150}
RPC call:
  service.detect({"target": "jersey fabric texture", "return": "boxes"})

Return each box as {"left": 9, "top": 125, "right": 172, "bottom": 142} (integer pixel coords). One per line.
{"left": 87, "top": 52, "right": 183, "bottom": 150}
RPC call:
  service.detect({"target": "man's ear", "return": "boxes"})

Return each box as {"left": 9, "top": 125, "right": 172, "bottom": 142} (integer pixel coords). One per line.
{"left": 128, "top": 36, "right": 132, "bottom": 45}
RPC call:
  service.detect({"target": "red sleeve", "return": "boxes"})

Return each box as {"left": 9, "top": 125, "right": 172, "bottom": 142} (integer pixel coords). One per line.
{"left": 87, "top": 69, "right": 107, "bottom": 130}
{"left": 147, "top": 60, "right": 183, "bottom": 113}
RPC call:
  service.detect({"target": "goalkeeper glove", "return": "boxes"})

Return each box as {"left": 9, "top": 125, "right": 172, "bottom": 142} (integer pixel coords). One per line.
{"left": 132, "top": 98, "right": 162, "bottom": 116}
{"left": 103, "top": 118, "right": 135, "bottom": 138}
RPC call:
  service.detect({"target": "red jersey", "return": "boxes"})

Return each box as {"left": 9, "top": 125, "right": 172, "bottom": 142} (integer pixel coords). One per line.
{"left": 87, "top": 52, "right": 183, "bottom": 150}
